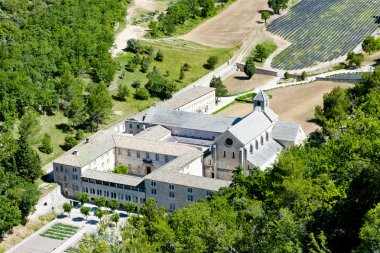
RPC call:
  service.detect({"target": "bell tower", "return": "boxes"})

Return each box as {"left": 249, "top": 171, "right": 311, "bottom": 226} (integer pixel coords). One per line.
{"left": 253, "top": 90, "right": 269, "bottom": 111}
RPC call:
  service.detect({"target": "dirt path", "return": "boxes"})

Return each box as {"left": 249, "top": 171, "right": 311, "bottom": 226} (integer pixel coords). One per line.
{"left": 112, "top": 0, "right": 166, "bottom": 57}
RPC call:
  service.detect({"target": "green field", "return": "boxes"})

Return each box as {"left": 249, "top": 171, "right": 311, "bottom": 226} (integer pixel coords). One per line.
{"left": 268, "top": 0, "right": 380, "bottom": 70}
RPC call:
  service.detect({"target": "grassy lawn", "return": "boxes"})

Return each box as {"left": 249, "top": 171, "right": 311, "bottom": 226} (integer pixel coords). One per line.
{"left": 115, "top": 39, "right": 234, "bottom": 88}
{"left": 40, "top": 223, "right": 79, "bottom": 240}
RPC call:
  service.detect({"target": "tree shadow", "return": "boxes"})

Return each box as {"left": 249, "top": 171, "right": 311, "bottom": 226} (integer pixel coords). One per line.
{"left": 55, "top": 123, "right": 72, "bottom": 133}
{"left": 372, "top": 59, "right": 380, "bottom": 67}
{"left": 72, "top": 217, "right": 84, "bottom": 222}
{"left": 234, "top": 76, "right": 250, "bottom": 81}
{"left": 111, "top": 95, "right": 126, "bottom": 102}
{"left": 258, "top": 10, "right": 275, "bottom": 15}
{"left": 86, "top": 219, "right": 98, "bottom": 225}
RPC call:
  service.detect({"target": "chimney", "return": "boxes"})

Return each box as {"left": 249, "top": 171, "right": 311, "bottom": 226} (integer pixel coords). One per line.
{"left": 85, "top": 138, "right": 90, "bottom": 143}
{"left": 72, "top": 150, "right": 79, "bottom": 155}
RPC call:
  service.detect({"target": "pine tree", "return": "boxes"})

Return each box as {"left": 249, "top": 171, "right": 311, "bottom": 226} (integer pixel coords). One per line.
{"left": 39, "top": 134, "right": 53, "bottom": 154}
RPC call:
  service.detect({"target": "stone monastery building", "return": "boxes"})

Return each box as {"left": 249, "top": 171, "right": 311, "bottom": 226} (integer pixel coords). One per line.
{"left": 54, "top": 88, "right": 306, "bottom": 211}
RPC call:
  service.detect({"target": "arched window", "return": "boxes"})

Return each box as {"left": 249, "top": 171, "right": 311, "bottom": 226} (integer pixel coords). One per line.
{"left": 255, "top": 140, "right": 259, "bottom": 150}
{"left": 250, "top": 144, "right": 253, "bottom": 153}
{"left": 266, "top": 132, "right": 269, "bottom": 141}
{"left": 261, "top": 136, "right": 264, "bottom": 145}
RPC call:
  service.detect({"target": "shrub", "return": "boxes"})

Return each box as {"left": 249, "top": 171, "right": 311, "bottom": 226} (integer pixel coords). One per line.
{"left": 140, "top": 56, "right": 152, "bottom": 73}
{"left": 155, "top": 50, "right": 164, "bottom": 61}
{"left": 132, "top": 80, "right": 141, "bottom": 89}
{"left": 39, "top": 134, "right": 53, "bottom": 154}
{"left": 61, "top": 136, "right": 78, "bottom": 151}
{"left": 126, "top": 39, "right": 142, "bottom": 53}
{"left": 183, "top": 63, "right": 191, "bottom": 71}
{"left": 284, "top": 71, "right": 290, "bottom": 79}
{"left": 204, "top": 56, "right": 219, "bottom": 70}
{"left": 125, "top": 60, "right": 136, "bottom": 72}
{"left": 114, "top": 165, "right": 129, "bottom": 175}
{"left": 210, "top": 77, "right": 227, "bottom": 97}
{"left": 116, "top": 83, "right": 130, "bottom": 101}
{"left": 134, "top": 87, "right": 150, "bottom": 100}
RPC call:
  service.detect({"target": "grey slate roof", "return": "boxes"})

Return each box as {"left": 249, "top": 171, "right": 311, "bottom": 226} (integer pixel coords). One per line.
{"left": 135, "top": 125, "right": 171, "bottom": 141}
{"left": 158, "top": 86, "right": 215, "bottom": 110}
{"left": 112, "top": 134, "right": 199, "bottom": 156}
{"left": 227, "top": 110, "right": 274, "bottom": 145}
{"left": 144, "top": 150, "right": 231, "bottom": 191}
{"left": 247, "top": 139, "right": 283, "bottom": 168}
{"left": 130, "top": 107, "right": 240, "bottom": 133}
{"left": 254, "top": 90, "right": 269, "bottom": 101}
{"left": 82, "top": 169, "right": 144, "bottom": 186}
{"left": 54, "top": 133, "right": 116, "bottom": 167}
{"left": 272, "top": 121, "right": 302, "bottom": 142}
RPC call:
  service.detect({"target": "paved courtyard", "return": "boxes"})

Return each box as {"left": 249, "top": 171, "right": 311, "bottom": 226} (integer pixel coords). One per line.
{"left": 7, "top": 204, "right": 128, "bottom": 253}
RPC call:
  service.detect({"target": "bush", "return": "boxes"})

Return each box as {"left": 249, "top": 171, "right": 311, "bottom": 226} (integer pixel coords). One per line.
{"left": 125, "top": 60, "right": 136, "bottom": 72}
{"left": 140, "top": 56, "right": 152, "bottom": 73}
{"left": 145, "top": 72, "right": 176, "bottom": 100}
{"left": 143, "top": 46, "right": 154, "bottom": 57}
{"left": 183, "top": 63, "right": 191, "bottom": 71}
{"left": 134, "top": 87, "right": 150, "bottom": 100}
{"left": 204, "top": 56, "right": 219, "bottom": 70}
{"left": 116, "top": 83, "right": 130, "bottom": 101}
{"left": 39, "top": 134, "right": 53, "bottom": 154}
{"left": 114, "top": 165, "right": 129, "bottom": 175}
{"left": 61, "top": 136, "right": 78, "bottom": 151}
{"left": 300, "top": 71, "right": 308, "bottom": 81}
{"left": 155, "top": 50, "right": 164, "bottom": 61}
{"left": 126, "top": 39, "right": 142, "bottom": 53}
{"left": 75, "top": 130, "right": 84, "bottom": 141}
{"left": 284, "top": 71, "right": 290, "bottom": 79}
{"left": 251, "top": 42, "right": 277, "bottom": 62}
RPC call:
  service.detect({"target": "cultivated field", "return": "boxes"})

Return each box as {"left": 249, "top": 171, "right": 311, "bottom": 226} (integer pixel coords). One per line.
{"left": 181, "top": 0, "right": 271, "bottom": 47}
{"left": 224, "top": 72, "right": 278, "bottom": 94}
{"left": 216, "top": 81, "right": 353, "bottom": 134}
{"left": 268, "top": 0, "right": 380, "bottom": 70}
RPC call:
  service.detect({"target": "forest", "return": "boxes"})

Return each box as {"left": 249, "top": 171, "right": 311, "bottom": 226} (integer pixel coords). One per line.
{"left": 78, "top": 68, "right": 380, "bottom": 252}
{"left": 0, "top": 0, "right": 128, "bottom": 236}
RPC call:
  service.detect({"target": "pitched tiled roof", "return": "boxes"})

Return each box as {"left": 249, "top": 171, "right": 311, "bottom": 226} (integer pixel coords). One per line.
{"left": 272, "top": 121, "right": 302, "bottom": 142}
{"left": 247, "top": 139, "right": 283, "bottom": 169}
{"left": 135, "top": 125, "right": 171, "bottom": 141}
{"left": 82, "top": 170, "right": 144, "bottom": 187}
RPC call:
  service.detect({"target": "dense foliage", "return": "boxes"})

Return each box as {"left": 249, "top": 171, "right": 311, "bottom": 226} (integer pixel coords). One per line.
{"left": 79, "top": 68, "right": 380, "bottom": 252}
{"left": 148, "top": 0, "right": 232, "bottom": 37}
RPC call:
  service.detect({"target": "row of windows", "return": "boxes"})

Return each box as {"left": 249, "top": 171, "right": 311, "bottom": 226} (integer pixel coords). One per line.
{"left": 223, "top": 151, "right": 235, "bottom": 159}
{"left": 55, "top": 166, "right": 80, "bottom": 173}
{"left": 118, "top": 149, "right": 170, "bottom": 162}
{"left": 249, "top": 132, "right": 270, "bottom": 153}
{"left": 84, "top": 187, "right": 145, "bottom": 203}
{"left": 82, "top": 178, "right": 144, "bottom": 192}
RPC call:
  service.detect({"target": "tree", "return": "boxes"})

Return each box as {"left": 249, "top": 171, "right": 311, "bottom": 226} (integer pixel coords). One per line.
{"left": 244, "top": 58, "right": 256, "bottom": 79}
{"left": 94, "top": 197, "right": 107, "bottom": 209}
{"left": 63, "top": 203, "right": 73, "bottom": 217}
{"left": 254, "top": 44, "right": 269, "bottom": 62}
{"left": 110, "top": 213, "right": 120, "bottom": 227}
{"left": 362, "top": 36, "right": 377, "bottom": 55}
{"left": 18, "top": 110, "right": 41, "bottom": 142}
{"left": 358, "top": 203, "right": 380, "bottom": 251}
{"left": 155, "top": 50, "right": 164, "bottom": 61}
{"left": 116, "top": 83, "right": 130, "bottom": 101}
{"left": 145, "top": 72, "right": 176, "bottom": 99}
{"left": 346, "top": 51, "right": 364, "bottom": 68}
{"left": 134, "top": 87, "right": 150, "bottom": 100}
{"left": 140, "top": 56, "right": 152, "bottom": 73}
{"left": 94, "top": 209, "right": 104, "bottom": 221}
{"left": 87, "top": 82, "right": 113, "bottom": 131}
{"left": 210, "top": 77, "right": 228, "bottom": 97}
{"left": 114, "top": 165, "right": 129, "bottom": 175}
{"left": 126, "top": 39, "right": 142, "bottom": 53}
{"left": 205, "top": 56, "right": 219, "bottom": 70}
{"left": 0, "top": 196, "right": 22, "bottom": 237}
{"left": 268, "top": 0, "right": 289, "bottom": 14}
{"left": 107, "top": 200, "right": 120, "bottom": 212}
{"left": 284, "top": 71, "right": 290, "bottom": 79}
{"left": 132, "top": 80, "right": 141, "bottom": 89}
{"left": 124, "top": 202, "right": 137, "bottom": 214}
{"left": 261, "top": 10, "right": 271, "bottom": 24}
{"left": 80, "top": 206, "right": 91, "bottom": 221}
{"left": 301, "top": 71, "right": 308, "bottom": 81}
{"left": 15, "top": 138, "right": 42, "bottom": 181}
{"left": 76, "top": 193, "right": 89, "bottom": 206}
{"left": 61, "top": 136, "right": 78, "bottom": 151}
{"left": 39, "top": 134, "right": 53, "bottom": 154}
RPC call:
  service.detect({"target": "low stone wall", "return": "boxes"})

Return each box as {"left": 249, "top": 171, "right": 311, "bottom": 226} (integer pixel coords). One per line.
{"left": 316, "top": 77, "right": 362, "bottom": 83}
{"left": 236, "top": 63, "right": 278, "bottom": 77}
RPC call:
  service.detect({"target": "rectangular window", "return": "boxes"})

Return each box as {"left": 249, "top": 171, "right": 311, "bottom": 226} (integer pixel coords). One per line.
{"left": 146, "top": 153, "right": 150, "bottom": 159}
{"left": 60, "top": 165, "right": 63, "bottom": 172}
{"left": 169, "top": 192, "right": 175, "bottom": 198}
{"left": 223, "top": 151, "right": 226, "bottom": 158}
{"left": 169, "top": 184, "right": 175, "bottom": 190}
{"left": 137, "top": 151, "right": 140, "bottom": 158}
{"left": 129, "top": 124, "right": 132, "bottom": 129}
{"left": 165, "top": 155, "right": 169, "bottom": 163}
{"left": 188, "top": 195, "right": 194, "bottom": 201}
{"left": 206, "top": 190, "right": 212, "bottom": 197}
{"left": 127, "top": 150, "right": 131, "bottom": 157}
{"left": 118, "top": 148, "right": 122, "bottom": 155}
{"left": 151, "top": 189, "right": 156, "bottom": 195}
{"left": 155, "top": 153, "right": 159, "bottom": 161}
{"left": 188, "top": 187, "right": 193, "bottom": 193}
{"left": 232, "top": 152, "right": 235, "bottom": 159}
{"left": 137, "top": 125, "right": 140, "bottom": 129}
{"left": 151, "top": 181, "right": 156, "bottom": 187}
